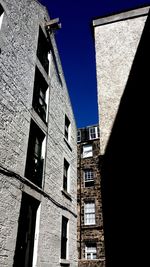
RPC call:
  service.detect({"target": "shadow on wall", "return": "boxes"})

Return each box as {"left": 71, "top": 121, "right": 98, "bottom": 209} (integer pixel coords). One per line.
{"left": 101, "top": 11, "right": 150, "bottom": 267}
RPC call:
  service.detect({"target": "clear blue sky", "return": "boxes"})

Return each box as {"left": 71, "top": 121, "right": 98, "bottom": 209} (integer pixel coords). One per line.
{"left": 40, "top": 0, "right": 150, "bottom": 128}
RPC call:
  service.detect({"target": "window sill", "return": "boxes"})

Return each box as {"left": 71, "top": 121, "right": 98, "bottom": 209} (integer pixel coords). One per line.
{"left": 79, "top": 259, "right": 104, "bottom": 262}
{"left": 60, "top": 259, "right": 70, "bottom": 266}
{"left": 82, "top": 156, "right": 93, "bottom": 159}
{"left": 64, "top": 138, "right": 72, "bottom": 151}
{"left": 82, "top": 224, "right": 99, "bottom": 229}
{"left": 61, "top": 189, "right": 72, "bottom": 201}
{"left": 31, "top": 108, "right": 48, "bottom": 133}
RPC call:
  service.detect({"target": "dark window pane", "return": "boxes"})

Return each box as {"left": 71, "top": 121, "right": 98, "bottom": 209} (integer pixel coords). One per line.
{"left": 64, "top": 115, "right": 70, "bottom": 140}
{"left": 63, "top": 159, "right": 69, "bottom": 191}
{"left": 0, "top": 4, "right": 4, "bottom": 15}
{"left": 37, "top": 27, "right": 49, "bottom": 74}
{"left": 32, "top": 67, "right": 48, "bottom": 122}
{"left": 25, "top": 121, "right": 44, "bottom": 187}
{"left": 85, "top": 180, "right": 94, "bottom": 187}
{"left": 13, "top": 193, "right": 39, "bottom": 267}
{"left": 63, "top": 175, "right": 67, "bottom": 191}
{"left": 61, "top": 216, "right": 68, "bottom": 259}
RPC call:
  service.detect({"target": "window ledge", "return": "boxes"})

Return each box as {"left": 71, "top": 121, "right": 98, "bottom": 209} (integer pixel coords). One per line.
{"left": 82, "top": 156, "right": 93, "bottom": 159}
{"left": 31, "top": 108, "right": 48, "bottom": 133}
{"left": 61, "top": 189, "right": 72, "bottom": 201}
{"left": 60, "top": 259, "right": 70, "bottom": 266}
{"left": 82, "top": 224, "right": 99, "bottom": 229}
{"left": 79, "top": 259, "right": 104, "bottom": 262}
{"left": 64, "top": 138, "right": 72, "bottom": 151}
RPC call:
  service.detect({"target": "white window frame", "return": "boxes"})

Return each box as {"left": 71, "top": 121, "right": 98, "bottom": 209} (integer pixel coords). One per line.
{"left": 63, "top": 158, "right": 70, "bottom": 193}
{"left": 89, "top": 126, "right": 100, "bottom": 140}
{"left": 83, "top": 144, "right": 93, "bottom": 158}
{"left": 77, "top": 130, "right": 81, "bottom": 143}
{"left": 64, "top": 115, "right": 71, "bottom": 142}
{"left": 0, "top": 11, "right": 4, "bottom": 30}
{"left": 45, "top": 52, "right": 52, "bottom": 121}
{"left": 84, "top": 169, "right": 94, "bottom": 187}
{"left": 85, "top": 244, "right": 97, "bottom": 260}
{"left": 84, "top": 202, "right": 95, "bottom": 225}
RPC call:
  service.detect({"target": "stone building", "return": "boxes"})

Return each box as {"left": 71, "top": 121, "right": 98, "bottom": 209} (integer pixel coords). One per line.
{"left": 77, "top": 125, "right": 105, "bottom": 267}
{"left": 0, "top": 0, "right": 77, "bottom": 266}
{"left": 93, "top": 5, "right": 150, "bottom": 267}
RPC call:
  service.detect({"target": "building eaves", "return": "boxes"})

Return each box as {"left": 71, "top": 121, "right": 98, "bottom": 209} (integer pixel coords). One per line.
{"left": 93, "top": 5, "right": 150, "bottom": 27}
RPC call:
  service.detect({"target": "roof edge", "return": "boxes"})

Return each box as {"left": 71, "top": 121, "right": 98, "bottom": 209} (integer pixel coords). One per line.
{"left": 93, "top": 5, "right": 150, "bottom": 27}
{"left": 78, "top": 124, "right": 99, "bottom": 130}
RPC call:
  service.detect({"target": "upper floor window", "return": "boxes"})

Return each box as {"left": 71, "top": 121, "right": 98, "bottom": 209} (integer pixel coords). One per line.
{"left": 64, "top": 115, "right": 70, "bottom": 141}
{"left": 84, "top": 202, "right": 96, "bottom": 225}
{"left": 0, "top": 5, "right": 4, "bottom": 31}
{"left": 61, "top": 216, "right": 68, "bottom": 259}
{"left": 32, "top": 67, "right": 48, "bottom": 122}
{"left": 25, "top": 120, "right": 45, "bottom": 187}
{"left": 63, "top": 158, "right": 70, "bottom": 192}
{"left": 89, "top": 126, "right": 100, "bottom": 140}
{"left": 37, "top": 27, "right": 50, "bottom": 74}
{"left": 77, "top": 130, "right": 81, "bottom": 143}
{"left": 85, "top": 244, "right": 97, "bottom": 260}
{"left": 84, "top": 169, "right": 94, "bottom": 187}
{"left": 83, "top": 144, "right": 93, "bottom": 158}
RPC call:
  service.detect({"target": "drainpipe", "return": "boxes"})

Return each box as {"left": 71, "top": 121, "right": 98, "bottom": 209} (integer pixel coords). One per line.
{"left": 79, "top": 143, "right": 82, "bottom": 259}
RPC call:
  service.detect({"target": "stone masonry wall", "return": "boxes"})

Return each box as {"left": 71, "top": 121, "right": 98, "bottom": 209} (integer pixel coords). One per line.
{"left": 77, "top": 137, "right": 105, "bottom": 267}
{"left": 37, "top": 18, "right": 78, "bottom": 267}
{"left": 78, "top": 260, "right": 105, "bottom": 267}
{"left": 94, "top": 11, "right": 148, "bottom": 155}
{"left": 0, "top": 0, "right": 77, "bottom": 266}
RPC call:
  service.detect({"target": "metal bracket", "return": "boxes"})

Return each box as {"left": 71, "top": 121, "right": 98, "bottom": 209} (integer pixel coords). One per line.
{"left": 45, "top": 18, "right": 61, "bottom": 31}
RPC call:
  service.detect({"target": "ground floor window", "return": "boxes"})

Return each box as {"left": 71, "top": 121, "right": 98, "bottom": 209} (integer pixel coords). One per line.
{"left": 13, "top": 193, "right": 39, "bottom": 267}
{"left": 61, "top": 216, "right": 68, "bottom": 259}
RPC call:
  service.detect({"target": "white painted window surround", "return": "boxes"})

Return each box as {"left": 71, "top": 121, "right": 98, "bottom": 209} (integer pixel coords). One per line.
{"left": 84, "top": 202, "right": 95, "bottom": 225}
{"left": 89, "top": 126, "right": 100, "bottom": 140}
{"left": 85, "top": 245, "right": 97, "bottom": 260}
{"left": 63, "top": 158, "right": 70, "bottom": 193}
{"left": 64, "top": 115, "right": 71, "bottom": 142}
{"left": 41, "top": 136, "right": 46, "bottom": 160}
{"left": 0, "top": 12, "right": 4, "bottom": 30}
{"left": 44, "top": 52, "right": 51, "bottom": 122}
{"left": 84, "top": 169, "right": 94, "bottom": 187}
{"left": 84, "top": 169, "right": 94, "bottom": 182}
{"left": 32, "top": 205, "right": 41, "bottom": 267}
{"left": 83, "top": 144, "right": 93, "bottom": 158}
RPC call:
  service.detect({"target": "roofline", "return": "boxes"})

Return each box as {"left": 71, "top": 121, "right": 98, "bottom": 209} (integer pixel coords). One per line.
{"left": 78, "top": 124, "right": 99, "bottom": 130}
{"left": 93, "top": 5, "right": 150, "bottom": 27}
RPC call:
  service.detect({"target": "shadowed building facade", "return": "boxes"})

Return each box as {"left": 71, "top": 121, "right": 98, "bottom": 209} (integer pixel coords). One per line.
{"left": 93, "top": 5, "right": 150, "bottom": 267}
{"left": 0, "top": 0, "right": 77, "bottom": 266}
{"left": 77, "top": 125, "right": 105, "bottom": 267}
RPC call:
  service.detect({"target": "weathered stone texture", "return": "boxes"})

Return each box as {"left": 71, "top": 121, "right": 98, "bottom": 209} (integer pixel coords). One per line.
{"left": 78, "top": 260, "right": 105, "bottom": 267}
{"left": 77, "top": 134, "right": 105, "bottom": 266}
{"left": 0, "top": 174, "right": 22, "bottom": 266}
{"left": 0, "top": 0, "right": 42, "bottom": 175}
{"left": 0, "top": 0, "right": 77, "bottom": 266}
{"left": 94, "top": 13, "right": 147, "bottom": 154}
